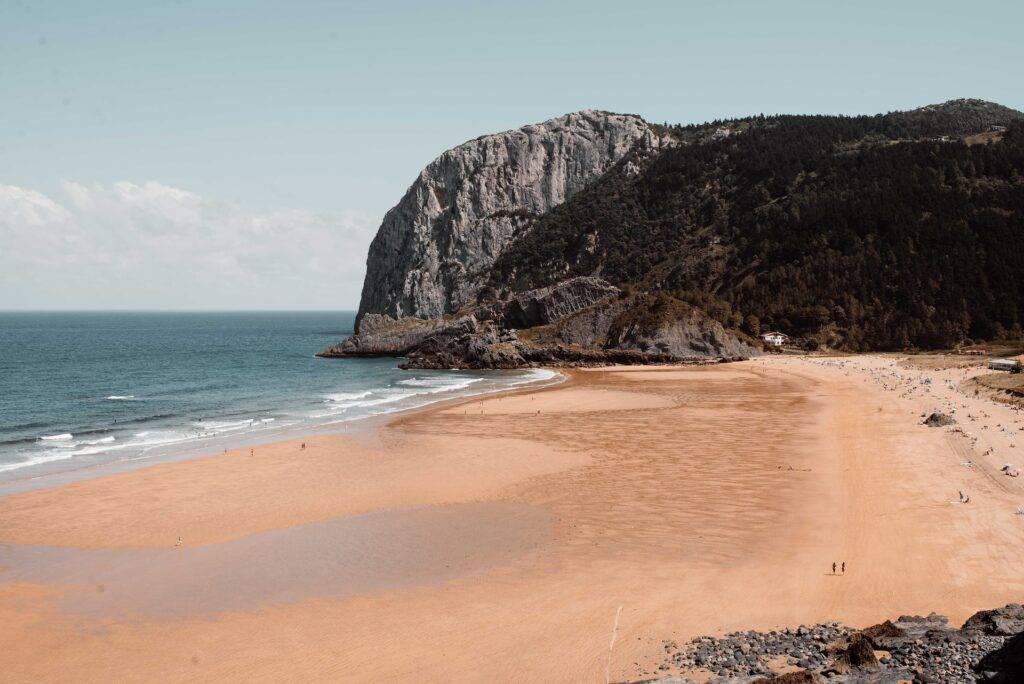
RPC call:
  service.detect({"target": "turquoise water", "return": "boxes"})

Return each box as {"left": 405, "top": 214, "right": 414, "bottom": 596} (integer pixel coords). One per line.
{"left": 0, "top": 312, "right": 555, "bottom": 480}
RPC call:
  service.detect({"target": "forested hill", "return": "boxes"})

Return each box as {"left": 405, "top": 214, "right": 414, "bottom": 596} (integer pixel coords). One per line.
{"left": 488, "top": 99, "right": 1024, "bottom": 350}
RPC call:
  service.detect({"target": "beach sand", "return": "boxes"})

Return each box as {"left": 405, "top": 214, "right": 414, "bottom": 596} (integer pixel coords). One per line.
{"left": 2, "top": 356, "right": 1023, "bottom": 682}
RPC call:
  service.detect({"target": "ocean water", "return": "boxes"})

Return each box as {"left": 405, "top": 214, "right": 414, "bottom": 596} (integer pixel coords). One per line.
{"left": 0, "top": 312, "right": 557, "bottom": 481}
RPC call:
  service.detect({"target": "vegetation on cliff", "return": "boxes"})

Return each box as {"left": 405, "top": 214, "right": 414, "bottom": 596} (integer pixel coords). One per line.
{"left": 489, "top": 100, "right": 1024, "bottom": 350}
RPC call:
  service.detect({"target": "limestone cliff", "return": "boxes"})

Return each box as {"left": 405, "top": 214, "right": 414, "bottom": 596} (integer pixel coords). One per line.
{"left": 356, "top": 110, "right": 656, "bottom": 328}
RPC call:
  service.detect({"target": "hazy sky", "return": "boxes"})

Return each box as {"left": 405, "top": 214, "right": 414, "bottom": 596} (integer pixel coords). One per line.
{"left": 2, "top": 0, "right": 1022, "bottom": 310}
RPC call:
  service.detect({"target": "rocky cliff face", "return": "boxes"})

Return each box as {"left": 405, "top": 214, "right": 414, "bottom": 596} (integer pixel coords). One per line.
{"left": 529, "top": 290, "right": 760, "bottom": 359}
{"left": 324, "top": 277, "right": 758, "bottom": 368}
{"left": 316, "top": 314, "right": 474, "bottom": 357}
{"left": 356, "top": 110, "right": 656, "bottom": 329}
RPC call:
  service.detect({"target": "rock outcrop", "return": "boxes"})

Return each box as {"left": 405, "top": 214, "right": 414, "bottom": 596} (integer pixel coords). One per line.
{"left": 923, "top": 411, "right": 956, "bottom": 427}
{"left": 500, "top": 277, "right": 621, "bottom": 329}
{"left": 355, "top": 110, "right": 657, "bottom": 327}
{"left": 316, "top": 314, "right": 474, "bottom": 358}
{"left": 532, "top": 291, "right": 761, "bottom": 359}
{"left": 322, "top": 279, "right": 756, "bottom": 368}
{"left": 648, "top": 603, "right": 1024, "bottom": 683}
{"left": 825, "top": 633, "right": 879, "bottom": 675}
{"left": 962, "top": 603, "right": 1024, "bottom": 637}
{"left": 397, "top": 319, "right": 695, "bottom": 371}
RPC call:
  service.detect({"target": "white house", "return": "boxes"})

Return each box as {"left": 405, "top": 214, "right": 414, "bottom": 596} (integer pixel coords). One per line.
{"left": 761, "top": 331, "right": 789, "bottom": 347}
{"left": 989, "top": 358, "right": 1019, "bottom": 372}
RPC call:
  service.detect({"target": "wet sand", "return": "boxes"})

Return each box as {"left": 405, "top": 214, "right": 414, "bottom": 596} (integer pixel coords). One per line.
{"left": 2, "top": 357, "right": 1023, "bottom": 682}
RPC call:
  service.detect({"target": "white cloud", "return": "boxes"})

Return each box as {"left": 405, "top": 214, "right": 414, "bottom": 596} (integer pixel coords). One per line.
{"left": 0, "top": 185, "right": 73, "bottom": 227}
{"left": 0, "top": 181, "right": 376, "bottom": 310}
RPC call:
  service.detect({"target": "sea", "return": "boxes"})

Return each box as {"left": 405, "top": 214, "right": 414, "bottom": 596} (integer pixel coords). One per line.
{"left": 0, "top": 311, "right": 558, "bottom": 484}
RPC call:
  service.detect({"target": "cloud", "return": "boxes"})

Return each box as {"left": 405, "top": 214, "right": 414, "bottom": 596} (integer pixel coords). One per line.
{"left": 0, "top": 181, "right": 376, "bottom": 309}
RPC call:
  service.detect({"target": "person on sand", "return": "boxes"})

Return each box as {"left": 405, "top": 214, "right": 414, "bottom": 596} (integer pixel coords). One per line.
{"left": 832, "top": 562, "right": 836, "bottom": 574}
{"left": 301, "top": 442, "right": 306, "bottom": 450}
{"left": 842, "top": 562, "right": 846, "bottom": 574}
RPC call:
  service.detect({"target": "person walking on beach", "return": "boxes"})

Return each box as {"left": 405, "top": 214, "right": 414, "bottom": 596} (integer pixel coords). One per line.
{"left": 832, "top": 562, "right": 836, "bottom": 575}
{"left": 841, "top": 562, "right": 845, "bottom": 574}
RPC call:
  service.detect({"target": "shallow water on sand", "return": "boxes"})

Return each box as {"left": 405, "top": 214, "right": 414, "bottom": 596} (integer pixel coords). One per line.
{"left": 0, "top": 502, "right": 551, "bottom": 619}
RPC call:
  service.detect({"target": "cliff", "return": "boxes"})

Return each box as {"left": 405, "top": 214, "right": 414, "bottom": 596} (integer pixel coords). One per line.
{"left": 330, "top": 99, "right": 1024, "bottom": 367}
{"left": 355, "top": 110, "right": 657, "bottom": 328}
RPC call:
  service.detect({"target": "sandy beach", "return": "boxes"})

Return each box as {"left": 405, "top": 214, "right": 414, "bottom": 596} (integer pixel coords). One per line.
{"left": 2, "top": 355, "right": 1024, "bottom": 682}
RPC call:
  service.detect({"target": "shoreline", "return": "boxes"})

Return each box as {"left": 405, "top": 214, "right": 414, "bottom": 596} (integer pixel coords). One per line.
{"left": 0, "top": 366, "right": 567, "bottom": 498}
{"left": 1, "top": 355, "right": 1023, "bottom": 682}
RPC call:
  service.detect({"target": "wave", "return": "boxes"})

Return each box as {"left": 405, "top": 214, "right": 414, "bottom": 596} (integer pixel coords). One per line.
{"left": 39, "top": 433, "right": 72, "bottom": 441}
{"left": 113, "top": 413, "right": 177, "bottom": 427}
{"left": 351, "top": 394, "right": 411, "bottom": 407}
{"left": 309, "top": 390, "right": 416, "bottom": 417}
{"left": 127, "top": 431, "right": 192, "bottom": 450}
{"left": 398, "top": 376, "right": 483, "bottom": 390}
{"left": 67, "top": 443, "right": 129, "bottom": 457}
{"left": 192, "top": 417, "right": 274, "bottom": 432}
{"left": 0, "top": 451, "right": 78, "bottom": 474}
{"left": 4, "top": 421, "right": 50, "bottom": 433}
{"left": 398, "top": 377, "right": 442, "bottom": 387}
{"left": 81, "top": 436, "right": 115, "bottom": 445}
{"left": 0, "top": 435, "right": 44, "bottom": 448}
{"left": 312, "top": 375, "right": 491, "bottom": 418}
{"left": 2, "top": 368, "right": 564, "bottom": 478}
{"left": 324, "top": 390, "right": 373, "bottom": 402}
{"left": 509, "top": 368, "right": 559, "bottom": 385}
{"left": 194, "top": 418, "right": 254, "bottom": 431}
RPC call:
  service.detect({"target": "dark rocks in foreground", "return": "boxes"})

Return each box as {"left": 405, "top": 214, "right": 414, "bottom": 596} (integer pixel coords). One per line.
{"left": 962, "top": 604, "right": 1024, "bottom": 637}
{"left": 320, "top": 277, "right": 758, "bottom": 369}
{"left": 638, "top": 603, "right": 1024, "bottom": 684}
{"left": 976, "top": 632, "right": 1024, "bottom": 682}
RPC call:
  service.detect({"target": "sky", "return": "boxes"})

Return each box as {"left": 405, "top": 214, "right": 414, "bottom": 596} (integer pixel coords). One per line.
{"left": 2, "top": 0, "right": 1022, "bottom": 310}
